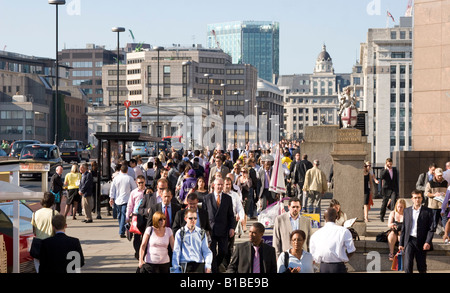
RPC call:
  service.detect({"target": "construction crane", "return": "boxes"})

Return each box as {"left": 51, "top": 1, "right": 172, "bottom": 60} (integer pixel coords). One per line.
{"left": 405, "top": 0, "right": 413, "bottom": 16}
{"left": 211, "top": 30, "right": 221, "bottom": 50}
{"left": 129, "top": 29, "right": 144, "bottom": 52}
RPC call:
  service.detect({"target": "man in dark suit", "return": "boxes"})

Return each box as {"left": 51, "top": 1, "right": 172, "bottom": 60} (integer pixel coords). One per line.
{"left": 208, "top": 155, "right": 230, "bottom": 187}
{"left": 289, "top": 153, "right": 312, "bottom": 210}
{"left": 379, "top": 158, "right": 399, "bottom": 222}
{"left": 203, "top": 177, "right": 236, "bottom": 273}
{"left": 79, "top": 163, "right": 94, "bottom": 223}
{"left": 147, "top": 188, "right": 181, "bottom": 229}
{"left": 226, "top": 222, "right": 277, "bottom": 273}
{"left": 399, "top": 189, "right": 435, "bottom": 273}
{"left": 172, "top": 192, "right": 211, "bottom": 236}
{"left": 39, "top": 214, "right": 84, "bottom": 273}
{"left": 138, "top": 178, "right": 169, "bottom": 233}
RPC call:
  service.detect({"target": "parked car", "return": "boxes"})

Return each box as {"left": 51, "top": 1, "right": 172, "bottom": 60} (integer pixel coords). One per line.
{"left": 156, "top": 141, "right": 170, "bottom": 155}
{"left": 58, "top": 140, "right": 90, "bottom": 163}
{"left": 19, "top": 144, "right": 63, "bottom": 178}
{"left": 8, "top": 140, "right": 41, "bottom": 158}
{"left": 131, "top": 141, "right": 150, "bottom": 157}
{"left": 0, "top": 201, "right": 35, "bottom": 273}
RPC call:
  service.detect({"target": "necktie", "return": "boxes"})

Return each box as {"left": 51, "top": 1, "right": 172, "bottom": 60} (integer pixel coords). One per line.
{"left": 253, "top": 246, "right": 260, "bottom": 273}
{"left": 164, "top": 205, "right": 170, "bottom": 227}
{"left": 216, "top": 194, "right": 221, "bottom": 207}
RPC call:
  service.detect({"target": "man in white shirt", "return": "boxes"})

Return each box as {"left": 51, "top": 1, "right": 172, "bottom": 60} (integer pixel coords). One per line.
{"left": 109, "top": 165, "right": 138, "bottom": 238}
{"left": 309, "top": 207, "right": 356, "bottom": 273}
{"left": 443, "top": 161, "right": 450, "bottom": 187}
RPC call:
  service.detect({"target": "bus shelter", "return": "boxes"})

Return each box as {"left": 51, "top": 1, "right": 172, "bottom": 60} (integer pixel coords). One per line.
{"left": 93, "top": 132, "right": 160, "bottom": 219}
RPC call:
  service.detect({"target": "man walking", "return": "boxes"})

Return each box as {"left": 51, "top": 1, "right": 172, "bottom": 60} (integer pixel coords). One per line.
{"left": 109, "top": 164, "right": 138, "bottom": 238}
{"left": 172, "top": 208, "right": 213, "bottom": 273}
{"left": 303, "top": 160, "right": 328, "bottom": 214}
{"left": 289, "top": 153, "right": 312, "bottom": 210}
{"left": 379, "top": 158, "right": 399, "bottom": 222}
{"left": 78, "top": 163, "right": 94, "bottom": 223}
{"left": 39, "top": 214, "right": 84, "bottom": 273}
{"left": 309, "top": 208, "right": 356, "bottom": 273}
{"left": 226, "top": 222, "right": 277, "bottom": 273}
{"left": 203, "top": 178, "right": 235, "bottom": 273}
{"left": 399, "top": 190, "right": 435, "bottom": 273}
{"left": 273, "top": 198, "right": 312, "bottom": 258}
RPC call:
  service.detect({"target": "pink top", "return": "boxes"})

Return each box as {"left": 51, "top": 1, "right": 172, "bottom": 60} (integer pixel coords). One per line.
{"left": 144, "top": 227, "right": 172, "bottom": 264}
{"left": 126, "top": 188, "right": 144, "bottom": 221}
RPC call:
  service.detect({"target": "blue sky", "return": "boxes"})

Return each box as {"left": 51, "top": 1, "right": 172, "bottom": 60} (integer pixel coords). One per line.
{"left": 0, "top": 0, "right": 410, "bottom": 75}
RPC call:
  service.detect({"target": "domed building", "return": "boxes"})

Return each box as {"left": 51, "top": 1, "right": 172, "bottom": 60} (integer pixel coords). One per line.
{"left": 277, "top": 44, "right": 356, "bottom": 140}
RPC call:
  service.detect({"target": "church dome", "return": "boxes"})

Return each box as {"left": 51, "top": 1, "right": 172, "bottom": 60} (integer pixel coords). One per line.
{"left": 317, "top": 44, "right": 332, "bottom": 61}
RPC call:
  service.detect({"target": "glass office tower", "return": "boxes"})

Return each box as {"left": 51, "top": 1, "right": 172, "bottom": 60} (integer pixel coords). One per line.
{"left": 207, "top": 21, "right": 279, "bottom": 83}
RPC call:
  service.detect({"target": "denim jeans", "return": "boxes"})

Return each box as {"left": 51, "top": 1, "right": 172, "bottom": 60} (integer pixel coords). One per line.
{"left": 116, "top": 203, "right": 127, "bottom": 236}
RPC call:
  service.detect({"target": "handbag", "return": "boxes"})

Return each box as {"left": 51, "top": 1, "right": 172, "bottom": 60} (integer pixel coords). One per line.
{"left": 376, "top": 230, "right": 390, "bottom": 242}
{"left": 130, "top": 214, "right": 142, "bottom": 235}
{"left": 29, "top": 237, "right": 42, "bottom": 259}
{"left": 391, "top": 251, "right": 403, "bottom": 271}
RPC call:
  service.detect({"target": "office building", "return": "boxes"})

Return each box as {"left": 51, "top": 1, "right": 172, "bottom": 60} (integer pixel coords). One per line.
{"left": 88, "top": 45, "right": 258, "bottom": 149}
{"left": 278, "top": 45, "right": 351, "bottom": 140}
{"left": 59, "top": 44, "right": 122, "bottom": 105}
{"left": 360, "top": 16, "right": 413, "bottom": 163}
{"left": 207, "top": 21, "right": 279, "bottom": 83}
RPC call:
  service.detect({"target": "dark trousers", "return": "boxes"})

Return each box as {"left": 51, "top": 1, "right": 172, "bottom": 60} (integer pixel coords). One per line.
{"left": 404, "top": 236, "right": 427, "bottom": 273}
{"left": 261, "top": 188, "right": 275, "bottom": 210}
{"left": 140, "top": 262, "right": 170, "bottom": 273}
{"left": 380, "top": 190, "right": 397, "bottom": 219}
{"left": 210, "top": 235, "right": 228, "bottom": 273}
{"left": 319, "top": 262, "right": 347, "bottom": 273}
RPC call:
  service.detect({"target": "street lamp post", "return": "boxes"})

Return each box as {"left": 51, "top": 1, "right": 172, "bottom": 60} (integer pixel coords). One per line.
{"left": 255, "top": 104, "right": 259, "bottom": 147}
{"left": 182, "top": 61, "right": 191, "bottom": 150}
{"left": 204, "top": 74, "right": 213, "bottom": 115}
{"left": 221, "top": 83, "right": 226, "bottom": 150}
{"left": 245, "top": 99, "right": 249, "bottom": 144}
{"left": 112, "top": 27, "right": 125, "bottom": 133}
{"left": 49, "top": 0, "right": 65, "bottom": 144}
{"left": 154, "top": 46, "right": 164, "bottom": 138}
{"left": 154, "top": 46, "right": 164, "bottom": 154}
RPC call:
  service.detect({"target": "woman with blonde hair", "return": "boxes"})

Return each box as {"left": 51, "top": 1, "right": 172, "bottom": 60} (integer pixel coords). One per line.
{"left": 363, "top": 161, "right": 378, "bottom": 222}
{"left": 64, "top": 164, "right": 82, "bottom": 220}
{"left": 138, "top": 211, "right": 174, "bottom": 273}
{"left": 387, "top": 198, "right": 406, "bottom": 260}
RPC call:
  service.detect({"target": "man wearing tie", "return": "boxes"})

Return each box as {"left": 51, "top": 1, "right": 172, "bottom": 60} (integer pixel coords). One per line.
{"left": 203, "top": 177, "right": 236, "bottom": 273}
{"left": 258, "top": 161, "right": 275, "bottom": 210}
{"left": 379, "top": 158, "right": 399, "bottom": 222}
{"left": 226, "top": 222, "right": 277, "bottom": 273}
{"left": 147, "top": 189, "right": 181, "bottom": 229}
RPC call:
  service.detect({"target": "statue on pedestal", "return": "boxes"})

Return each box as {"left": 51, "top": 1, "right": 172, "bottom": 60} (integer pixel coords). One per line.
{"left": 338, "top": 85, "right": 359, "bottom": 128}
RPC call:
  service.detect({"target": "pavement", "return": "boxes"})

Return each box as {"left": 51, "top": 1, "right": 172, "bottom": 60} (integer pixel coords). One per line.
{"left": 27, "top": 194, "right": 450, "bottom": 274}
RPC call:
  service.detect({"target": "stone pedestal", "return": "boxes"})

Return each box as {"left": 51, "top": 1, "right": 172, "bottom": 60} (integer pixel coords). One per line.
{"left": 330, "top": 128, "right": 370, "bottom": 236}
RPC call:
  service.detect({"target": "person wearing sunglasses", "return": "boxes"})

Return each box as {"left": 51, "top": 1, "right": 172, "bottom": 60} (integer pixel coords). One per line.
{"left": 171, "top": 209, "right": 212, "bottom": 273}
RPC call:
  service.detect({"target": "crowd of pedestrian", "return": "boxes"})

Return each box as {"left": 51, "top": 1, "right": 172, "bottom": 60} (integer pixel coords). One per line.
{"left": 27, "top": 138, "right": 450, "bottom": 274}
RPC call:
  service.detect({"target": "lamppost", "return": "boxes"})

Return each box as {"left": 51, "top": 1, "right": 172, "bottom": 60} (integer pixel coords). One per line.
{"left": 221, "top": 83, "right": 226, "bottom": 150}
{"left": 112, "top": 27, "right": 125, "bottom": 133}
{"left": 255, "top": 104, "right": 259, "bottom": 148}
{"left": 49, "top": 0, "right": 65, "bottom": 144}
{"left": 233, "top": 91, "right": 239, "bottom": 115}
{"left": 245, "top": 99, "right": 249, "bottom": 144}
{"left": 154, "top": 46, "right": 164, "bottom": 140}
{"left": 182, "top": 61, "right": 191, "bottom": 150}
{"left": 204, "top": 73, "right": 213, "bottom": 115}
